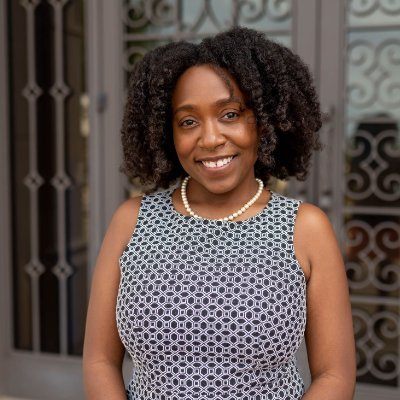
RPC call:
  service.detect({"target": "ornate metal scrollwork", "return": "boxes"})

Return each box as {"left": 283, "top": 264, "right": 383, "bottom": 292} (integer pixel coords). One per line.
{"left": 348, "top": 39, "right": 400, "bottom": 109}
{"left": 345, "top": 219, "right": 400, "bottom": 292}
{"left": 238, "top": 0, "right": 290, "bottom": 23}
{"left": 353, "top": 308, "right": 399, "bottom": 382}
{"left": 265, "top": 0, "right": 291, "bottom": 20}
{"left": 238, "top": 0, "right": 266, "bottom": 23}
{"left": 345, "top": 9, "right": 400, "bottom": 387}
{"left": 122, "top": 0, "right": 292, "bottom": 74}
{"left": 124, "top": 0, "right": 176, "bottom": 29}
{"left": 346, "top": 127, "right": 400, "bottom": 202}
{"left": 349, "top": 0, "right": 400, "bottom": 16}
{"left": 124, "top": 45, "right": 149, "bottom": 72}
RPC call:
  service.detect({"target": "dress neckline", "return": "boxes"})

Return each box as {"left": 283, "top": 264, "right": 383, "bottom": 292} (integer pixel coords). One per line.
{"left": 166, "top": 187, "right": 276, "bottom": 226}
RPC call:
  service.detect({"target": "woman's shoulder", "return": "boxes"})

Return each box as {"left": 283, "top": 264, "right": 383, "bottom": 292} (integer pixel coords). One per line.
{"left": 272, "top": 190, "right": 330, "bottom": 228}
{"left": 113, "top": 195, "right": 143, "bottom": 226}
{"left": 104, "top": 196, "right": 144, "bottom": 253}
{"left": 292, "top": 202, "right": 341, "bottom": 281}
{"left": 296, "top": 202, "right": 333, "bottom": 234}
{"left": 112, "top": 189, "right": 172, "bottom": 232}
{"left": 294, "top": 202, "right": 339, "bottom": 263}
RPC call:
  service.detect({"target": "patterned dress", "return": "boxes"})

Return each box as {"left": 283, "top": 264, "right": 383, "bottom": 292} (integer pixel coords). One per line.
{"left": 117, "top": 189, "right": 307, "bottom": 399}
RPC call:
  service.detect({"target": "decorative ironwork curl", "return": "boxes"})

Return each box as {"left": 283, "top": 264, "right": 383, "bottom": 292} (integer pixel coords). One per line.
{"left": 349, "top": 0, "right": 400, "bottom": 16}
{"left": 124, "top": 0, "right": 176, "bottom": 29}
{"left": 348, "top": 42, "right": 375, "bottom": 108}
{"left": 346, "top": 261, "right": 369, "bottom": 287}
{"left": 345, "top": 220, "right": 400, "bottom": 292}
{"left": 352, "top": 308, "right": 399, "bottom": 381}
{"left": 145, "top": 0, "right": 176, "bottom": 27}
{"left": 238, "top": 0, "right": 266, "bottom": 23}
{"left": 265, "top": 0, "right": 291, "bottom": 21}
{"left": 348, "top": 39, "right": 400, "bottom": 109}
{"left": 123, "top": 1, "right": 147, "bottom": 29}
{"left": 380, "top": 0, "right": 400, "bottom": 13}
{"left": 346, "top": 129, "right": 400, "bottom": 201}
{"left": 238, "top": 0, "right": 290, "bottom": 23}
{"left": 379, "top": 41, "right": 400, "bottom": 107}
{"left": 123, "top": 45, "right": 148, "bottom": 72}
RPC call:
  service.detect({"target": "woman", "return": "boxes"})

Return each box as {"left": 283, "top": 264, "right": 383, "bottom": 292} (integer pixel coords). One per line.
{"left": 83, "top": 26, "right": 356, "bottom": 399}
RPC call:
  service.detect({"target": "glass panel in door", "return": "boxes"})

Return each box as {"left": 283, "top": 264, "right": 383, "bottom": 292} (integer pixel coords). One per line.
{"left": 344, "top": 1, "right": 400, "bottom": 396}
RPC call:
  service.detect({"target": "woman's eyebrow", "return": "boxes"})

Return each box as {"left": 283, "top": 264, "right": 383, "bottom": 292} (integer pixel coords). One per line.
{"left": 174, "top": 97, "right": 243, "bottom": 115}
{"left": 214, "top": 96, "right": 243, "bottom": 107}
{"left": 174, "top": 104, "right": 195, "bottom": 115}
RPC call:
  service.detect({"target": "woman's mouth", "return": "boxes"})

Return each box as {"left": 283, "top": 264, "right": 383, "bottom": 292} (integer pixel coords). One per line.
{"left": 201, "top": 156, "right": 234, "bottom": 169}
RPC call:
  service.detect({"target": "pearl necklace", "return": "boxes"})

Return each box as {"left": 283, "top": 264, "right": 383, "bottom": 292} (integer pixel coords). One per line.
{"left": 181, "top": 176, "right": 264, "bottom": 222}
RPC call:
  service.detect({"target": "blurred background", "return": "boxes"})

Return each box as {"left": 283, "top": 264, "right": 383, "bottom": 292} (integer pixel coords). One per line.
{"left": 0, "top": 0, "right": 399, "bottom": 399}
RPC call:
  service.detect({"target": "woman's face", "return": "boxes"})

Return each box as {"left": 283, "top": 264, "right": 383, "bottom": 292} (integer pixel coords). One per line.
{"left": 172, "top": 64, "right": 259, "bottom": 195}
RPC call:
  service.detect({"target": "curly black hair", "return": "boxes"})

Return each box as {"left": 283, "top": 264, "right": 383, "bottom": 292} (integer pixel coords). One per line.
{"left": 121, "top": 26, "right": 322, "bottom": 191}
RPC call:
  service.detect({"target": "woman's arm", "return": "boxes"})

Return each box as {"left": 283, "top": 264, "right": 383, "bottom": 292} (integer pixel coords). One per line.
{"left": 83, "top": 197, "right": 142, "bottom": 400}
{"left": 294, "top": 204, "right": 356, "bottom": 400}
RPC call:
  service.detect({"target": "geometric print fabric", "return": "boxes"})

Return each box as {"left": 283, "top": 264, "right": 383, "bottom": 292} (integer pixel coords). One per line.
{"left": 117, "top": 189, "right": 306, "bottom": 399}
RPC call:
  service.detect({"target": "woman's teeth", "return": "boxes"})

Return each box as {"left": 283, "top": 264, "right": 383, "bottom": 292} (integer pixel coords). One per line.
{"left": 201, "top": 156, "right": 234, "bottom": 169}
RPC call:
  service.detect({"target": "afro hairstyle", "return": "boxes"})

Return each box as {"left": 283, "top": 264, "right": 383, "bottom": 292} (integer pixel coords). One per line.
{"left": 121, "top": 26, "right": 322, "bottom": 191}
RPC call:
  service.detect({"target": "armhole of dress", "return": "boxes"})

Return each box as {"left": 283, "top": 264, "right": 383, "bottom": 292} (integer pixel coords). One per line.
{"left": 290, "top": 199, "right": 308, "bottom": 284}
{"left": 119, "top": 194, "right": 146, "bottom": 265}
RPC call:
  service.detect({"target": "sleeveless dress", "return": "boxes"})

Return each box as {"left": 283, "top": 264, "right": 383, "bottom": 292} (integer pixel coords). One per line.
{"left": 117, "top": 189, "right": 307, "bottom": 399}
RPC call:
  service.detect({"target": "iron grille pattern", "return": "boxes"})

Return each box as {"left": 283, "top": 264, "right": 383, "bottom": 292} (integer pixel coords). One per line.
{"left": 345, "top": 0, "right": 400, "bottom": 388}
{"left": 10, "top": 0, "right": 87, "bottom": 355}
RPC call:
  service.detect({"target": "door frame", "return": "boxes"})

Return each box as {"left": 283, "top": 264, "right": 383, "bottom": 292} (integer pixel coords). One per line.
{"left": 86, "top": 0, "right": 125, "bottom": 272}
{"left": 0, "top": 0, "right": 12, "bottom": 394}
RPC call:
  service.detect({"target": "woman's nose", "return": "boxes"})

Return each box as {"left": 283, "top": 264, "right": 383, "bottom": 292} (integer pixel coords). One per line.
{"left": 198, "top": 121, "right": 226, "bottom": 150}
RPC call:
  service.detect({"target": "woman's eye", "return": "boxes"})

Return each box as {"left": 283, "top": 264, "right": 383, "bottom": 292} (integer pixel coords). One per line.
{"left": 223, "top": 111, "right": 239, "bottom": 120}
{"left": 180, "top": 119, "right": 196, "bottom": 127}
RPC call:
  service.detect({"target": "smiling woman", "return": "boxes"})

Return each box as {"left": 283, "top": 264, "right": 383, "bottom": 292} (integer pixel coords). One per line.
{"left": 83, "top": 26, "right": 356, "bottom": 400}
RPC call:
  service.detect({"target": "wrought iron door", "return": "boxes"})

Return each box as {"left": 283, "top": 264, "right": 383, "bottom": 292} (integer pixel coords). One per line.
{"left": 343, "top": 1, "right": 400, "bottom": 398}
{"left": 0, "top": 0, "right": 87, "bottom": 398}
